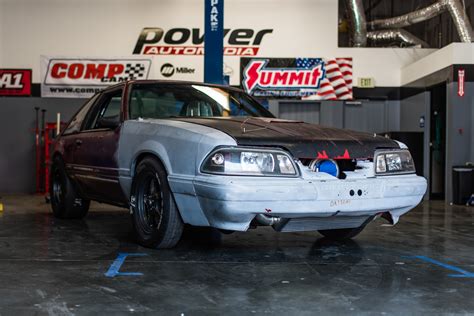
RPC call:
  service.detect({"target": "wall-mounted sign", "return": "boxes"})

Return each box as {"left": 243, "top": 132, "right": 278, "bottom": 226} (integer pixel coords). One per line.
{"left": 419, "top": 115, "right": 425, "bottom": 128}
{"left": 458, "top": 69, "right": 465, "bottom": 97}
{"left": 159, "top": 63, "right": 195, "bottom": 78}
{"left": 204, "top": 0, "right": 224, "bottom": 84}
{"left": 0, "top": 69, "right": 32, "bottom": 96}
{"left": 133, "top": 27, "right": 273, "bottom": 56}
{"left": 240, "top": 57, "right": 353, "bottom": 99}
{"left": 40, "top": 56, "right": 152, "bottom": 98}
{"left": 357, "top": 77, "right": 375, "bottom": 88}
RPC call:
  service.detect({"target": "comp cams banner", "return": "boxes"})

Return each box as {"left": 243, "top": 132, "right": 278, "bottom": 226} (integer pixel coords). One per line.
{"left": 240, "top": 58, "right": 353, "bottom": 100}
{"left": 40, "top": 56, "right": 152, "bottom": 98}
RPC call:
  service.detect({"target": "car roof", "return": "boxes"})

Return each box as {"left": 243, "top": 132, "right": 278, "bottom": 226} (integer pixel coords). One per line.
{"left": 102, "top": 80, "right": 245, "bottom": 93}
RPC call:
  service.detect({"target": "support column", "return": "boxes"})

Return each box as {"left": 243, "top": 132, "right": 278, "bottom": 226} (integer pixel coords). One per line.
{"left": 204, "top": 0, "right": 224, "bottom": 84}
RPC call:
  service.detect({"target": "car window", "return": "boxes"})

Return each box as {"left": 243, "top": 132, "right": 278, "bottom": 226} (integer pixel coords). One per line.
{"left": 83, "top": 89, "right": 123, "bottom": 130}
{"left": 128, "top": 84, "right": 273, "bottom": 119}
{"left": 62, "top": 94, "right": 99, "bottom": 135}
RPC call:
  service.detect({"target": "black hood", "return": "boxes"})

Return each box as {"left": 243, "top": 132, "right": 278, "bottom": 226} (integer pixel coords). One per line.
{"left": 171, "top": 117, "right": 399, "bottom": 159}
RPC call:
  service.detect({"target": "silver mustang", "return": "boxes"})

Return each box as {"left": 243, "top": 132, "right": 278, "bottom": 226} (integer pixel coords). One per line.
{"left": 51, "top": 80, "right": 427, "bottom": 248}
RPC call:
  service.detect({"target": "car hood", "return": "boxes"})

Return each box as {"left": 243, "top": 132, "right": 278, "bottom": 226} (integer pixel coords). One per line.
{"left": 169, "top": 117, "right": 400, "bottom": 159}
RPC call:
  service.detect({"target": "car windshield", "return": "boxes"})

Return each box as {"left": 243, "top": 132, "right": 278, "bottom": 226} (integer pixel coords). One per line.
{"left": 128, "top": 83, "right": 274, "bottom": 119}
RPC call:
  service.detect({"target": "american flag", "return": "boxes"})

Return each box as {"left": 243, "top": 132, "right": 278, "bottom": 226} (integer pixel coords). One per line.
{"left": 297, "top": 57, "right": 353, "bottom": 101}
{"left": 296, "top": 58, "right": 323, "bottom": 69}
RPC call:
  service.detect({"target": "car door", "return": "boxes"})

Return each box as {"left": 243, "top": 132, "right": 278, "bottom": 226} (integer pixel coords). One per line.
{"left": 72, "top": 86, "right": 126, "bottom": 205}
{"left": 61, "top": 94, "right": 100, "bottom": 174}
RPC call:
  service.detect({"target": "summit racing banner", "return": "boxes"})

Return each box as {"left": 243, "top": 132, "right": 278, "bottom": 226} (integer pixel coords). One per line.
{"left": 241, "top": 58, "right": 353, "bottom": 99}
{"left": 41, "top": 56, "right": 152, "bottom": 98}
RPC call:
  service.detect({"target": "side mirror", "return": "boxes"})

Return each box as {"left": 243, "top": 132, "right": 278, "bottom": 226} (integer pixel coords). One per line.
{"left": 97, "top": 116, "right": 120, "bottom": 129}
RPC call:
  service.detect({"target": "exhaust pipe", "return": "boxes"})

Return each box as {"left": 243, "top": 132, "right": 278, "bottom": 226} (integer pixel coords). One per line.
{"left": 255, "top": 214, "right": 281, "bottom": 226}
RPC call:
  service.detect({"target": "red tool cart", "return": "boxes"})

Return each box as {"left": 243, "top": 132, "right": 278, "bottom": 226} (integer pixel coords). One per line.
{"left": 34, "top": 110, "right": 67, "bottom": 200}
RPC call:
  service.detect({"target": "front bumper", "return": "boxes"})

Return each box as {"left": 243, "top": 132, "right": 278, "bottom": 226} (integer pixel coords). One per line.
{"left": 169, "top": 172, "right": 427, "bottom": 232}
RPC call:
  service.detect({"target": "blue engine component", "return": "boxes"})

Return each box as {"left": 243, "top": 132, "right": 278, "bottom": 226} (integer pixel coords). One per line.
{"left": 311, "top": 159, "right": 339, "bottom": 177}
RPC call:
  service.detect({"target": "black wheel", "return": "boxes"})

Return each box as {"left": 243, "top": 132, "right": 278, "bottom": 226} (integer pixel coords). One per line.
{"left": 50, "top": 156, "right": 90, "bottom": 219}
{"left": 318, "top": 226, "right": 365, "bottom": 241}
{"left": 130, "top": 157, "right": 184, "bottom": 249}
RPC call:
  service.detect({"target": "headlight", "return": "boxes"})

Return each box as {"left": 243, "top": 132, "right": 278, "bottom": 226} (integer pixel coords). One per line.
{"left": 374, "top": 150, "right": 415, "bottom": 175}
{"left": 201, "top": 147, "right": 299, "bottom": 177}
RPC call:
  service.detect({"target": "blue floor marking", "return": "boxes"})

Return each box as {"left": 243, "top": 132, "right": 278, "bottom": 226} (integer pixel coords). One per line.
{"left": 104, "top": 252, "right": 148, "bottom": 277}
{"left": 406, "top": 255, "right": 474, "bottom": 278}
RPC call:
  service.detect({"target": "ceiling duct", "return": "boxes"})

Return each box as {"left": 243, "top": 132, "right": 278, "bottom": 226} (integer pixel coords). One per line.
{"left": 445, "top": 0, "right": 473, "bottom": 43}
{"left": 346, "top": 0, "right": 367, "bottom": 47}
{"left": 367, "top": 29, "right": 429, "bottom": 48}
{"left": 368, "top": 2, "right": 445, "bottom": 30}
{"left": 368, "top": 0, "right": 473, "bottom": 43}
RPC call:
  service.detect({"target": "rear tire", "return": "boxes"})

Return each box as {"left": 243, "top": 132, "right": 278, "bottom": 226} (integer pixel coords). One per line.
{"left": 50, "top": 157, "right": 90, "bottom": 219}
{"left": 130, "top": 157, "right": 183, "bottom": 249}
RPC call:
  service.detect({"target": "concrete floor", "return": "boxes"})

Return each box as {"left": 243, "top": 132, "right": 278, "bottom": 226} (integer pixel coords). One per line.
{"left": 0, "top": 196, "right": 473, "bottom": 315}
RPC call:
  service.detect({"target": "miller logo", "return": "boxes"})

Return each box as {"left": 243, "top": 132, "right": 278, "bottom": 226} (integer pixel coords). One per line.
{"left": 160, "top": 63, "right": 175, "bottom": 77}
{"left": 160, "top": 63, "right": 195, "bottom": 78}
{"left": 242, "top": 59, "right": 325, "bottom": 93}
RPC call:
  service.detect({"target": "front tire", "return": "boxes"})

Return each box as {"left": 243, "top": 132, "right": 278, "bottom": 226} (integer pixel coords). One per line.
{"left": 50, "top": 157, "right": 90, "bottom": 219}
{"left": 130, "top": 157, "right": 184, "bottom": 249}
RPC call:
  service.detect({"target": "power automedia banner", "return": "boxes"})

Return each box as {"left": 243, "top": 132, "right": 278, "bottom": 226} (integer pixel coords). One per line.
{"left": 40, "top": 56, "right": 152, "bottom": 98}
{"left": 240, "top": 58, "right": 353, "bottom": 100}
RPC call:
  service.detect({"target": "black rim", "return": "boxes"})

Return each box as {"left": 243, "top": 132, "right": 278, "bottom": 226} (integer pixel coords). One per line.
{"left": 52, "top": 165, "right": 66, "bottom": 207}
{"left": 136, "top": 172, "right": 164, "bottom": 234}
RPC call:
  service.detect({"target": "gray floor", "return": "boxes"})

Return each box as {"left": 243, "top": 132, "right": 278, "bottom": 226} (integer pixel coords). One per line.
{"left": 0, "top": 195, "right": 473, "bottom": 315}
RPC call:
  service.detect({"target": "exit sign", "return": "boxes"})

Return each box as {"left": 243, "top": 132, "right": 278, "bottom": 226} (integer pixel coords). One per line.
{"left": 357, "top": 77, "right": 375, "bottom": 88}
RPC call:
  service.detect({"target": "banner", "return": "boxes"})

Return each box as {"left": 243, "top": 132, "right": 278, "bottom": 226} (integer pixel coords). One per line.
{"left": 241, "top": 58, "right": 353, "bottom": 100}
{"left": 40, "top": 56, "right": 153, "bottom": 98}
{"left": 133, "top": 27, "right": 273, "bottom": 56}
{"left": 0, "top": 69, "right": 32, "bottom": 96}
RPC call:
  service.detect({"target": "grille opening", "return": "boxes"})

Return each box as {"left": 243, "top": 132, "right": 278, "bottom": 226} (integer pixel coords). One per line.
{"left": 300, "top": 158, "right": 358, "bottom": 179}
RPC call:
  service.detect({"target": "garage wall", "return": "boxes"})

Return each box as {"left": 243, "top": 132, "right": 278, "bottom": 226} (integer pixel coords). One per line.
{"left": 472, "top": 93, "right": 474, "bottom": 162}
{"left": 269, "top": 100, "right": 345, "bottom": 128}
{"left": 0, "top": 0, "right": 434, "bottom": 87}
{"left": 446, "top": 82, "right": 474, "bottom": 202}
{"left": 269, "top": 100, "right": 401, "bottom": 134}
{"left": 400, "top": 91, "right": 430, "bottom": 197}
{"left": 0, "top": 98, "right": 86, "bottom": 193}
{"left": 400, "top": 92, "right": 429, "bottom": 132}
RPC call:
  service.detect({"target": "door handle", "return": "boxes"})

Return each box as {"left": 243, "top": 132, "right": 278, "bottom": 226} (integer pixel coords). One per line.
{"left": 75, "top": 139, "right": 83, "bottom": 146}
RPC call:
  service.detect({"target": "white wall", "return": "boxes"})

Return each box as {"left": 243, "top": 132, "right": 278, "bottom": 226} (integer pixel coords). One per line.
{"left": 402, "top": 43, "right": 474, "bottom": 85}
{"left": 0, "top": 0, "right": 435, "bottom": 86}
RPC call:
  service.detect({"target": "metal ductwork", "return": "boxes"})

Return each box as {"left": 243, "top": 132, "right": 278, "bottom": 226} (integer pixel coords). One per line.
{"left": 346, "top": 0, "right": 367, "bottom": 47}
{"left": 367, "top": 29, "right": 429, "bottom": 48}
{"left": 368, "top": 2, "right": 446, "bottom": 30}
{"left": 367, "top": 0, "right": 473, "bottom": 44}
{"left": 445, "top": 0, "right": 474, "bottom": 43}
